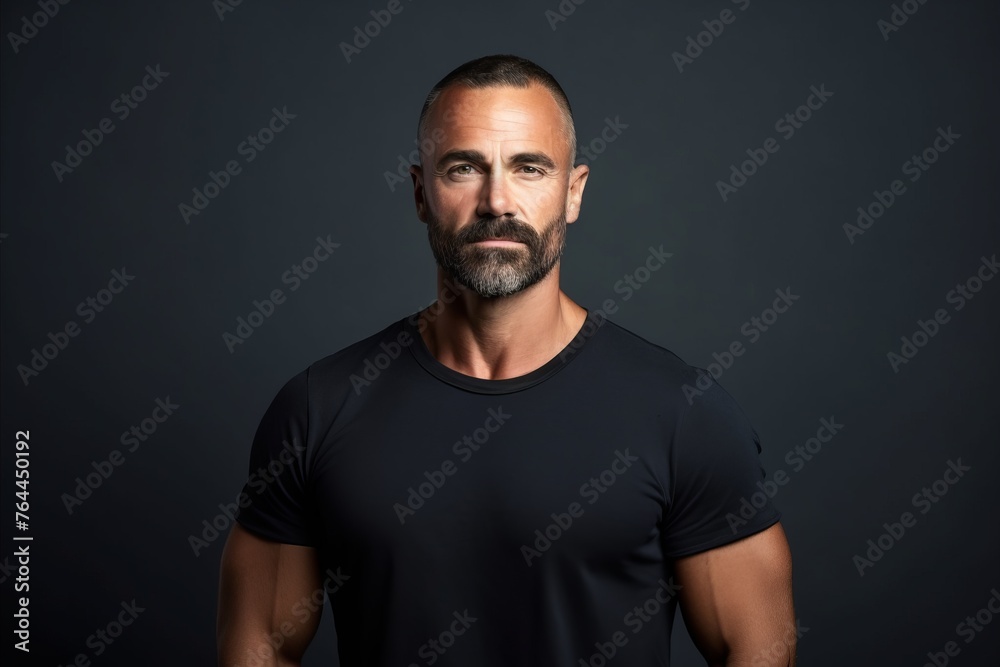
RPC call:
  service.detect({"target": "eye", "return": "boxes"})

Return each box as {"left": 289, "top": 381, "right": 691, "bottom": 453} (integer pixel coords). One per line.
{"left": 519, "top": 165, "right": 545, "bottom": 176}
{"left": 449, "top": 164, "right": 476, "bottom": 175}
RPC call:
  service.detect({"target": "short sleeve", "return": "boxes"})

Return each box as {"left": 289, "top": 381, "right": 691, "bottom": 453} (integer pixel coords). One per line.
{"left": 234, "top": 368, "right": 317, "bottom": 546}
{"left": 661, "top": 376, "right": 781, "bottom": 558}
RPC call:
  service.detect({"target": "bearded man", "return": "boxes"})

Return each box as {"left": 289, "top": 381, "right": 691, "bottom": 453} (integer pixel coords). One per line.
{"left": 218, "top": 53, "right": 796, "bottom": 667}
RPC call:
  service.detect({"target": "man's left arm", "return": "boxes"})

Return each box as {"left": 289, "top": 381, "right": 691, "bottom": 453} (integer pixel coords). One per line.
{"left": 673, "top": 521, "right": 796, "bottom": 666}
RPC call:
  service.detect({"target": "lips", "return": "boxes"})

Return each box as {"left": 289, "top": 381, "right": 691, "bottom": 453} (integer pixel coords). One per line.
{"left": 475, "top": 237, "right": 521, "bottom": 242}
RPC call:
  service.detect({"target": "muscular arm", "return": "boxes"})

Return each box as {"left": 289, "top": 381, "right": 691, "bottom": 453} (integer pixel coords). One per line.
{"left": 673, "top": 522, "right": 796, "bottom": 666}
{"left": 217, "top": 523, "right": 323, "bottom": 667}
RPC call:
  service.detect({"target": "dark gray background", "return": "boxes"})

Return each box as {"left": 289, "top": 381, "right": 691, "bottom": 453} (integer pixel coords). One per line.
{"left": 2, "top": 0, "right": 998, "bottom": 665}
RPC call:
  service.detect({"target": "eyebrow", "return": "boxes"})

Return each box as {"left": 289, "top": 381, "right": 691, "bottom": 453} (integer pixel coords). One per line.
{"left": 435, "top": 149, "right": 558, "bottom": 172}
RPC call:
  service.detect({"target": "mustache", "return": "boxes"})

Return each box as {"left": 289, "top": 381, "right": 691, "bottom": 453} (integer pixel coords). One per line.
{"left": 460, "top": 217, "right": 537, "bottom": 244}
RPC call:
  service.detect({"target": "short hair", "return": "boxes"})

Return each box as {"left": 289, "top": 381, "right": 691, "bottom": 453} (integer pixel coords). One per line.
{"left": 416, "top": 54, "right": 577, "bottom": 168}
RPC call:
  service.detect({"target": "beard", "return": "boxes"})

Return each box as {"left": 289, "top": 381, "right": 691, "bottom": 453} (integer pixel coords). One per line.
{"left": 426, "top": 209, "right": 567, "bottom": 298}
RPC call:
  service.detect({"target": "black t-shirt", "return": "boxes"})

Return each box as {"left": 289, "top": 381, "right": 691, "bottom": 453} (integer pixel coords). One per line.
{"left": 235, "top": 308, "right": 781, "bottom": 666}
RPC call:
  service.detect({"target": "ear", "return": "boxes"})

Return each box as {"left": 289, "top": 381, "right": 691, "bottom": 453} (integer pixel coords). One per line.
{"left": 565, "top": 163, "right": 590, "bottom": 224}
{"left": 409, "top": 163, "right": 428, "bottom": 223}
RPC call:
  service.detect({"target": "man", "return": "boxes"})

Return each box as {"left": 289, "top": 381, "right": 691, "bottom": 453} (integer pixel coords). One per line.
{"left": 218, "top": 54, "right": 795, "bottom": 666}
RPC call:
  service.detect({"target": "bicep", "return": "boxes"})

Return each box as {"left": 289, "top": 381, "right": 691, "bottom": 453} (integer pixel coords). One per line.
{"left": 218, "top": 522, "right": 323, "bottom": 666}
{"left": 673, "top": 522, "right": 795, "bottom": 666}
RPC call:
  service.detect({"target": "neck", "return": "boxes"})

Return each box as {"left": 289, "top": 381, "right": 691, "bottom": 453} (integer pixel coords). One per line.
{"left": 417, "top": 269, "right": 587, "bottom": 380}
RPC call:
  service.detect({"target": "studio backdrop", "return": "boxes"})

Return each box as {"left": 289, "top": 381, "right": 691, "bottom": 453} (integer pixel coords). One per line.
{"left": 1, "top": 0, "right": 998, "bottom": 665}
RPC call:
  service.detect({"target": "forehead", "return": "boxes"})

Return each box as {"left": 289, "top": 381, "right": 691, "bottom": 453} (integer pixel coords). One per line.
{"left": 425, "top": 83, "right": 568, "bottom": 158}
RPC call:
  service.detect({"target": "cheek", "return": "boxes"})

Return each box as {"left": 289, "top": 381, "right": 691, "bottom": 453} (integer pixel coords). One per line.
{"left": 427, "top": 184, "right": 477, "bottom": 220}
{"left": 520, "top": 183, "right": 564, "bottom": 218}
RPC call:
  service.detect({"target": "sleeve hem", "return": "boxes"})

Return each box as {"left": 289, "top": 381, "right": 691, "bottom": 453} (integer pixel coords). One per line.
{"left": 236, "top": 515, "right": 317, "bottom": 548}
{"left": 665, "top": 510, "right": 782, "bottom": 559}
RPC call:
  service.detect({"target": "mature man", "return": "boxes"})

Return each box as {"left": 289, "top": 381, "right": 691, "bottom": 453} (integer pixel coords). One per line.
{"left": 218, "top": 54, "right": 795, "bottom": 666}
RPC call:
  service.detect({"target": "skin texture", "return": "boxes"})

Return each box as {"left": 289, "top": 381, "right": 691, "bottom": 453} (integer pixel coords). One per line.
{"left": 217, "top": 79, "right": 796, "bottom": 666}
{"left": 675, "top": 523, "right": 797, "bottom": 665}
{"left": 217, "top": 523, "right": 322, "bottom": 666}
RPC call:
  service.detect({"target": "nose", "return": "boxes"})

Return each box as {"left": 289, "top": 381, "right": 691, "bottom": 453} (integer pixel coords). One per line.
{"left": 476, "top": 172, "right": 517, "bottom": 219}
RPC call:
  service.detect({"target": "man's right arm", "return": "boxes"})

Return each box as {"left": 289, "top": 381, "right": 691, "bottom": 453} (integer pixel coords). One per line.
{"left": 217, "top": 522, "right": 323, "bottom": 667}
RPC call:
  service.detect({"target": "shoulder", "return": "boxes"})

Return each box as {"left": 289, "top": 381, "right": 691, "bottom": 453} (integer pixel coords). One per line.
{"left": 268, "top": 314, "right": 413, "bottom": 408}
{"left": 590, "top": 315, "right": 722, "bottom": 406}
{"left": 309, "top": 315, "right": 411, "bottom": 384}
{"left": 586, "top": 316, "right": 760, "bottom": 448}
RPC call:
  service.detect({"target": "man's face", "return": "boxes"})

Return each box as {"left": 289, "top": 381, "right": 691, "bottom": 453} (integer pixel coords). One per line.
{"left": 411, "top": 83, "right": 588, "bottom": 299}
